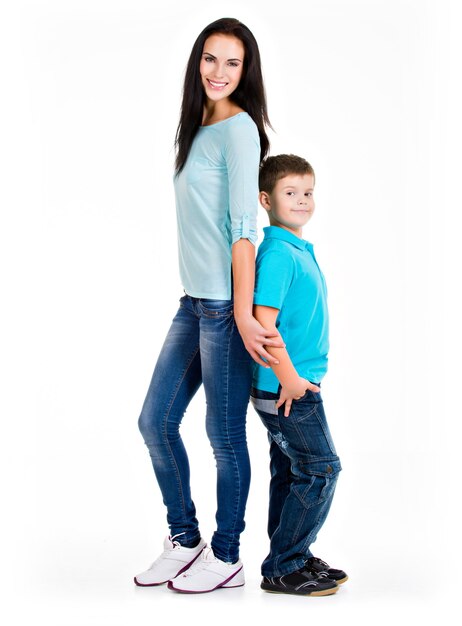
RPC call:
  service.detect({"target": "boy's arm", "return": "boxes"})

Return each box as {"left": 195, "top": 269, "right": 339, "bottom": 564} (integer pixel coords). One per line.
{"left": 254, "top": 304, "right": 320, "bottom": 417}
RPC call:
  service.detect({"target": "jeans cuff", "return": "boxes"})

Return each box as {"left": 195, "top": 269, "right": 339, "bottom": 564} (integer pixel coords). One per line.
{"left": 262, "top": 557, "right": 306, "bottom": 579}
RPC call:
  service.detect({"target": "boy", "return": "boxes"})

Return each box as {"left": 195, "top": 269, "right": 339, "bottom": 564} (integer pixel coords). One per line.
{"left": 250, "top": 154, "right": 347, "bottom": 596}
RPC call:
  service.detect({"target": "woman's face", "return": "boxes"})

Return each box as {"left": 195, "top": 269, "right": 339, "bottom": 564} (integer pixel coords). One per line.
{"left": 199, "top": 34, "right": 245, "bottom": 103}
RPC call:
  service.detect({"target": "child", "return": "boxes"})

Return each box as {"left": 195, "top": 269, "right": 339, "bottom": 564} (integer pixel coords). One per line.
{"left": 250, "top": 154, "right": 347, "bottom": 596}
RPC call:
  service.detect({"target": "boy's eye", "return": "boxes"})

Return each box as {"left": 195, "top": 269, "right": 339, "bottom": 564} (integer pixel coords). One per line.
{"left": 305, "top": 192, "right": 313, "bottom": 197}
{"left": 286, "top": 191, "right": 295, "bottom": 196}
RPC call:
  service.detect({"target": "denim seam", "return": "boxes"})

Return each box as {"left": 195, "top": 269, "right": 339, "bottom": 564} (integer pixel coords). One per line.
{"left": 290, "top": 505, "right": 307, "bottom": 545}
{"left": 221, "top": 319, "right": 241, "bottom": 563}
{"left": 300, "top": 475, "right": 339, "bottom": 553}
{"left": 314, "top": 406, "right": 337, "bottom": 456}
{"left": 292, "top": 404, "right": 318, "bottom": 421}
{"left": 161, "top": 344, "right": 200, "bottom": 537}
{"left": 292, "top": 420, "right": 312, "bottom": 455}
{"left": 292, "top": 474, "right": 319, "bottom": 511}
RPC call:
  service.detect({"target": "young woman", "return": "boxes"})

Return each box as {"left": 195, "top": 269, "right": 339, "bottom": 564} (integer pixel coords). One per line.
{"left": 135, "top": 17, "right": 282, "bottom": 594}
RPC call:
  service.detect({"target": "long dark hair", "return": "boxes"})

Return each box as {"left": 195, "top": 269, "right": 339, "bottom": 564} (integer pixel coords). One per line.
{"left": 175, "top": 17, "right": 271, "bottom": 174}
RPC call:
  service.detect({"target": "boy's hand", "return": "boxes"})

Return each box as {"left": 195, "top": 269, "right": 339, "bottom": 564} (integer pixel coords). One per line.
{"left": 276, "top": 378, "right": 321, "bottom": 418}
{"left": 235, "top": 314, "right": 285, "bottom": 367}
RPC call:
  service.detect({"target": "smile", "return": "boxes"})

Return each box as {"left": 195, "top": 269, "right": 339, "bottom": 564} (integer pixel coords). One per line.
{"left": 207, "top": 79, "right": 229, "bottom": 89}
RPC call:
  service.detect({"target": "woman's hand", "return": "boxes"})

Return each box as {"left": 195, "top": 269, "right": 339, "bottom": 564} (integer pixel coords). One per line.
{"left": 276, "top": 377, "right": 321, "bottom": 418}
{"left": 234, "top": 314, "right": 285, "bottom": 367}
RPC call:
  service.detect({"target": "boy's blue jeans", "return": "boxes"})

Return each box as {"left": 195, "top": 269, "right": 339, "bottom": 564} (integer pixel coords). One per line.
{"left": 138, "top": 295, "right": 253, "bottom": 564}
{"left": 250, "top": 386, "right": 341, "bottom": 578}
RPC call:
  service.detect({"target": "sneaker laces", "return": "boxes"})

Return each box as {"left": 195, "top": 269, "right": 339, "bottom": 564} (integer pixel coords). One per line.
{"left": 181, "top": 547, "right": 216, "bottom": 576}
{"left": 170, "top": 532, "right": 186, "bottom": 548}
{"left": 304, "top": 557, "right": 330, "bottom": 578}
{"left": 148, "top": 533, "right": 186, "bottom": 569}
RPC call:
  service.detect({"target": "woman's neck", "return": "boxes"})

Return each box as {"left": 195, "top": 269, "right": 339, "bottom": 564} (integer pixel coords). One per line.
{"left": 202, "top": 99, "right": 244, "bottom": 126}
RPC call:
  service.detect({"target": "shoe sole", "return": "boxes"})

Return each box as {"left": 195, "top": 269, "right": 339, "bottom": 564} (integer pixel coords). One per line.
{"left": 167, "top": 580, "right": 245, "bottom": 594}
{"left": 134, "top": 577, "right": 165, "bottom": 587}
{"left": 261, "top": 583, "right": 338, "bottom": 597}
{"left": 336, "top": 575, "right": 348, "bottom": 585}
{"left": 167, "top": 566, "right": 244, "bottom": 594}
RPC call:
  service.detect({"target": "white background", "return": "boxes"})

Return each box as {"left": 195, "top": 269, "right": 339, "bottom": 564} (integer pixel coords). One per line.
{"left": 1, "top": 0, "right": 461, "bottom": 624}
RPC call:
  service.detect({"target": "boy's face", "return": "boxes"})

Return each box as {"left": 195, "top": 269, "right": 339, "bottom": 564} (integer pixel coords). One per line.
{"left": 259, "top": 173, "right": 315, "bottom": 237}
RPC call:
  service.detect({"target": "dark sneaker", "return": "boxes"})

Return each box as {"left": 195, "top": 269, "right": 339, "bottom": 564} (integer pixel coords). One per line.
{"left": 305, "top": 557, "right": 348, "bottom": 584}
{"left": 261, "top": 569, "right": 338, "bottom": 596}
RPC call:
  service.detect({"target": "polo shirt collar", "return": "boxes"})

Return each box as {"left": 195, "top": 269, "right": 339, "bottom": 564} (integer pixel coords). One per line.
{"left": 263, "top": 225, "right": 312, "bottom": 252}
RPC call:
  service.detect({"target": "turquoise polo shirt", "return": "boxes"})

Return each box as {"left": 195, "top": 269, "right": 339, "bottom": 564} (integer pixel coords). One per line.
{"left": 253, "top": 226, "right": 329, "bottom": 392}
{"left": 174, "top": 112, "right": 260, "bottom": 300}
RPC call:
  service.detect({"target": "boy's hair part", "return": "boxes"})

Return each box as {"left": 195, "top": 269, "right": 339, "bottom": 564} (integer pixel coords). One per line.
{"left": 259, "top": 154, "right": 315, "bottom": 194}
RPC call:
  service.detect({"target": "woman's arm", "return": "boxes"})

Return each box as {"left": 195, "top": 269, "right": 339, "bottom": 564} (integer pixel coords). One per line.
{"left": 224, "top": 116, "right": 283, "bottom": 365}
{"left": 232, "top": 239, "right": 285, "bottom": 367}
{"left": 254, "top": 304, "right": 320, "bottom": 416}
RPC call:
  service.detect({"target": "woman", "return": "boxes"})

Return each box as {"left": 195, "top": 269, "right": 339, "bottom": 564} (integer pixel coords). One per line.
{"left": 135, "top": 17, "right": 282, "bottom": 594}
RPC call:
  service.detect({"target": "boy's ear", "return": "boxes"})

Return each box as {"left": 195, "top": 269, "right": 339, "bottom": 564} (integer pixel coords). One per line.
{"left": 259, "top": 191, "right": 271, "bottom": 211}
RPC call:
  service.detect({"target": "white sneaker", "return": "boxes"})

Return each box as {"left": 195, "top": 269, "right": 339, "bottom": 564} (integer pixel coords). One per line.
{"left": 134, "top": 535, "right": 206, "bottom": 586}
{"left": 167, "top": 547, "right": 245, "bottom": 593}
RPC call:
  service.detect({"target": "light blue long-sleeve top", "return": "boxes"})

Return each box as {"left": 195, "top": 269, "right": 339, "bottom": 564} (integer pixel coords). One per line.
{"left": 174, "top": 112, "right": 260, "bottom": 299}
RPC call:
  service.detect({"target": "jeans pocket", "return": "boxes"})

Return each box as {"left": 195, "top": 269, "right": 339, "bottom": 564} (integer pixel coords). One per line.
{"left": 290, "top": 403, "right": 338, "bottom": 457}
{"left": 293, "top": 387, "right": 322, "bottom": 404}
{"left": 299, "top": 457, "right": 342, "bottom": 479}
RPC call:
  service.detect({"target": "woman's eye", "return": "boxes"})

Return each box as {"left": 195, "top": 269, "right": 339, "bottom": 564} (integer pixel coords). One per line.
{"left": 204, "top": 56, "right": 214, "bottom": 62}
{"left": 228, "top": 62, "right": 239, "bottom": 67}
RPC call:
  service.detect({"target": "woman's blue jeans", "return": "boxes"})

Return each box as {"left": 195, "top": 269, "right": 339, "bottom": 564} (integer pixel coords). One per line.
{"left": 250, "top": 386, "right": 342, "bottom": 577}
{"left": 138, "top": 295, "right": 253, "bottom": 563}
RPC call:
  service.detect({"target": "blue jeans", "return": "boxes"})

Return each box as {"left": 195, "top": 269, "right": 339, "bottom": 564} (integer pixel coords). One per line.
{"left": 138, "top": 295, "right": 253, "bottom": 563}
{"left": 250, "top": 386, "right": 341, "bottom": 577}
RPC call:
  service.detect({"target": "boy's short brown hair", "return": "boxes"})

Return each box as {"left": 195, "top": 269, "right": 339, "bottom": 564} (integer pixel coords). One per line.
{"left": 259, "top": 154, "right": 315, "bottom": 194}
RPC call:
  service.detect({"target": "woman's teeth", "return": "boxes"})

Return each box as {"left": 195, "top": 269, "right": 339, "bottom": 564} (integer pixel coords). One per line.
{"left": 208, "top": 80, "right": 228, "bottom": 89}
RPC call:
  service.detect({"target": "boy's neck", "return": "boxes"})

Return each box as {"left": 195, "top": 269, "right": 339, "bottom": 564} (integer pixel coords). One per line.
{"left": 269, "top": 221, "right": 304, "bottom": 239}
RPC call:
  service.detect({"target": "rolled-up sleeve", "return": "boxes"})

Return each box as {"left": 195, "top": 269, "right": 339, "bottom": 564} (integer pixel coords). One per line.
{"left": 223, "top": 115, "right": 260, "bottom": 245}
